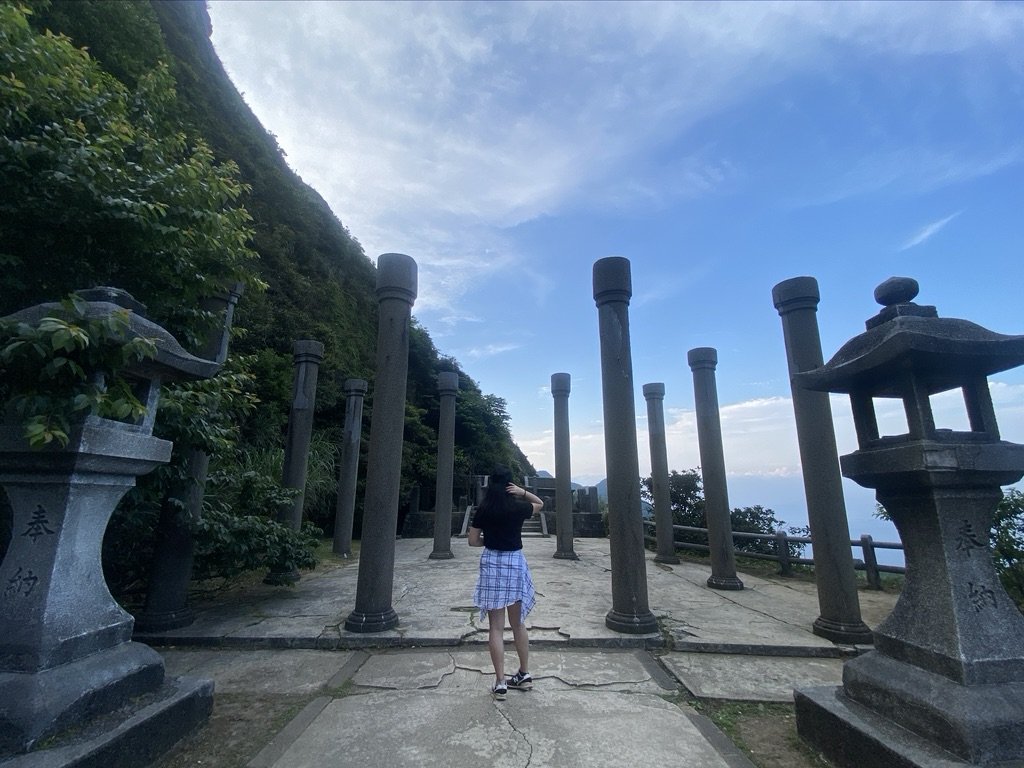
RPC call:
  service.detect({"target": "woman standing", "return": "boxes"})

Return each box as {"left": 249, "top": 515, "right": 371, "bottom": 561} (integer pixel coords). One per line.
{"left": 469, "top": 465, "right": 543, "bottom": 700}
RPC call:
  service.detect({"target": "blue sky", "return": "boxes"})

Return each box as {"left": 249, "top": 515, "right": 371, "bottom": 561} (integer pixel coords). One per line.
{"left": 207, "top": 1, "right": 1024, "bottom": 551}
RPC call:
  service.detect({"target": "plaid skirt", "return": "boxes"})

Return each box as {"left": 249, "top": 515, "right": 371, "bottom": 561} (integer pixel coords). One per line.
{"left": 473, "top": 548, "right": 536, "bottom": 623}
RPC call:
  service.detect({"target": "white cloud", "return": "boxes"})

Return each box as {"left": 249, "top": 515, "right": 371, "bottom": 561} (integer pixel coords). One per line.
{"left": 900, "top": 211, "right": 963, "bottom": 251}
{"left": 464, "top": 342, "right": 523, "bottom": 360}
{"left": 522, "top": 379, "right": 1024, "bottom": 483}
{"left": 210, "top": 0, "right": 1024, "bottom": 322}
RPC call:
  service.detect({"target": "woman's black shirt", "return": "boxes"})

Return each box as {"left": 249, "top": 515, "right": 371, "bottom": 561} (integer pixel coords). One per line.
{"left": 472, "top": 500, "right": 533, "bottom": 551}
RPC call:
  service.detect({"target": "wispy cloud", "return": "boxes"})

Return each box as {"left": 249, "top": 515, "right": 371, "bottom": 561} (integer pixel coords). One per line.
{"left": 900, "top": 210, "right": 963, "bottom": 251}
{"left": 792, "top": 147, "right": 1024, "bottom": 208}
{"left": 210, "top": 0, "right": 1024, "bottom": 325}
{"left": 463, "top": 342, "right": 522, "bottom": 360}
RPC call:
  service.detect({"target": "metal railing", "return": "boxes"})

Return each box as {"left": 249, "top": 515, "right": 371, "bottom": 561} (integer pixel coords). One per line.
{"left": 642, "top": 521, "right": 905, "bottom": 589}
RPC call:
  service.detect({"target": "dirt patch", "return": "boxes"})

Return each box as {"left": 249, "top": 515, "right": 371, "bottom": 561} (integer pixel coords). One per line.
{"left": 695, "top": 701, "right": 834, "bottom": 768}
{"left": 735, "top": 712, "right": 833, "bottom": 768}
{"left": 151, "top": 694, "right": 311, "bottom": 768}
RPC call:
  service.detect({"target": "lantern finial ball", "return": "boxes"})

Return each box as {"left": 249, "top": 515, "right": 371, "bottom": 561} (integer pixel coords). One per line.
{"left": 874, "top": 277, "right": 919, "bottom": 308}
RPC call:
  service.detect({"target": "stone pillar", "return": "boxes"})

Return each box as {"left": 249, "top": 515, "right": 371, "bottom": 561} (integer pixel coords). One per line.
{"left": 345, "top": 253, "right": 417, "bottom": 633}
{"left": 642, "top": 383, "right": 679, "bottom": 565}
{"left": 772, "top": 277, "right": 872, "bottom": 644}
{"left": 429, "top": 372, "right": 459, "bottom": 560}
{"left": 551, "top": 373, "right": 578, "bottom": 560}
{"left": 332, "top": 378, "right": 367, "bottom": 557}
{"left": 686, "top": 349, "right": 743, "bottom": 590}
{"left": 593, "top": 257, "right": 658, "bottom": 634}
{"left": 135, "top": 283, "right": 243, "bottom": 632}
{"left": 264, "top": 339, "right": 324, "bottom": 585}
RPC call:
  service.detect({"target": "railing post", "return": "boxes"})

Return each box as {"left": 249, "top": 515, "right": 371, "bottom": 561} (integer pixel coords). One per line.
{"left": 776, "top": 528, "right": 792, "bottom": 576}
{"left": 860, "top": 534, "right": 881, "bottom": 590}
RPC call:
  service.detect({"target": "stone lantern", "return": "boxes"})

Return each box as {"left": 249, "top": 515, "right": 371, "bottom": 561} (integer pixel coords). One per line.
{"left": 0, "top": 287, "right": 218, "bottom": 760}
{"left": 793, "top": 277, "right": 1024, "bottom": 767}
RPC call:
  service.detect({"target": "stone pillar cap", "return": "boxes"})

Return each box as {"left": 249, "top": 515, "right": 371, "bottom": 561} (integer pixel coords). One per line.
{"left": 377, "top": 253, "right": 418, "bottom": 303}
{"left": 293, "top": 339, "right": 325, "bottom": 361}
{"left": 642, "top": 382, "right": 665, "bottom": 398}
{"left": 772, "top": 276, "right": 820, "bottom": 314}
{"left": 551, "top": 372, "right": 571, "bottom": 395}
{"left": 343, "top": 378, "right": 368, "bottom": 394}
{"left": 437, "top": 371, "right": 460, "bottom": 393}
{"left": 593, "top": 257, "right": 631, "bottom": 305}
{"left": 687, "top": 347, "right": 718, "bottom": 369}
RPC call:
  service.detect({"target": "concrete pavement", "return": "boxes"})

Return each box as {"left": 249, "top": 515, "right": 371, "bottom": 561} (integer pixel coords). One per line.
{"left": 141, "top": 537, "right": 899, "bottom": 767}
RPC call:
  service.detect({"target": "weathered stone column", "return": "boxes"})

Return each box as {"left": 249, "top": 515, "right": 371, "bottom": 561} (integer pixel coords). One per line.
{"left": 265, "top": 339, "right": 324, "bottom": 585}
{"left": 136, "top": 284, "right": 242, "bottom": 632}
{"left": 345, "top": 253, "right": 417, "bottom": 633}
{"left": 686, "top": 349, "right": 743, "bottom": 590}
{"left": 642, "top": 383, "right": 679, "bottom": 565}
{"left": 429, "top": 372, "right": 459, "bottom": 560}
{"left": 551, "top": 373, "right": 578, "bottom": 560}
{"left": 333, "top": 378, "right": 367, "bottom": 557}
{"left": 773, "top": 277, "right": 872, "bottom": 644}
{"left": 593, "top": 257, "right": 658, "bottom": 634}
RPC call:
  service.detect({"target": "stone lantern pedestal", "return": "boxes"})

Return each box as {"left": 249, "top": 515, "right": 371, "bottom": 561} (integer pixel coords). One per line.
{"left": 0, "top": 289, "right": 217, "bottom": 764}
{"left": 793, "top": 278, "right": 1024, "bottom": 767}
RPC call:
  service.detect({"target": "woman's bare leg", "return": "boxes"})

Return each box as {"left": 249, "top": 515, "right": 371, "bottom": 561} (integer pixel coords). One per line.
{"left": 507, "top": 601, "right": 529, "bottom": 676}
{"left": 487, "top": 608, "right": 506, "bottom": 686}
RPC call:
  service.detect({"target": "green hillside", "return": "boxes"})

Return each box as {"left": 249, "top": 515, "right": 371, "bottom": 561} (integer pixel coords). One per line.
{"left": 1, "top": 1, "right": 532, "bottom": 587}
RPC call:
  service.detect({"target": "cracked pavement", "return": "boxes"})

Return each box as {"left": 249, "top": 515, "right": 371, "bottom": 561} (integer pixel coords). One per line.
{"left": 147, "top": 537, "right": 897, "bottom": 767}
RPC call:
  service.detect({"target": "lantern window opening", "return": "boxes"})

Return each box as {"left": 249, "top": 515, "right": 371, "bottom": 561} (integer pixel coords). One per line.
{"left": 863, "top": 384, "right": 1000, "bottom": 445}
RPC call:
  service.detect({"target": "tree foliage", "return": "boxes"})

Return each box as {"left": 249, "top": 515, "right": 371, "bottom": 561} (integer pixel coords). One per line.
{"left": 641, "top": 469, "right": 805, "bottom": 559}
{"left": 102, "top": 360, "right": 321, "bottom": 596}
{"left": 993, "top": 490, "right": 1024, "bottom": 612}
{"left": 1, "top": 1, "right": 537, "bottom": 594}
{"left": 0, "top": 3, "right": 260, "bottom": 347}
{"left": 0, "top": 295, "right": 156, "bottom": 446}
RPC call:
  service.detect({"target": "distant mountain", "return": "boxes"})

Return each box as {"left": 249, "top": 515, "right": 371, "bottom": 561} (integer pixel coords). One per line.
{"left": 535, "top": 469, "right": 587, "bottom": 490}
{"left": 596, "top": 478, "right": 607, "bottom": 501}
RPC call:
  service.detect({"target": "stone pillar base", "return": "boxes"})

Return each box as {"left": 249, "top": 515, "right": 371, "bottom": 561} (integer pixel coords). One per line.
{"left": 605, "top": 609, "right": 658, "bottom": 635}
{"left": 553, "top": 550, "right": 579, "bottom": 560}
{"left": 707, "top": 575, "right": 743, "bottom": 590}
{"left": 812, "top": 615, "right": 873, "bottom": 645}
{"left": 344, "top": 607, "right": 399, "bottom": 633}
{"left": 655, "top": 553, "right": 680, "bottom": 564}
{"left": 428, "top": 550, "right": 454, "bottom": 560}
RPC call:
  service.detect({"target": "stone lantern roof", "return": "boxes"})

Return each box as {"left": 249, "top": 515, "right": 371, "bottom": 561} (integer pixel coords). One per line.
{"left": 4, "top": 286, "right": 220, "bottom": 382}
{"left": 797, "top": 277, "right": 1024, "bottom": 399}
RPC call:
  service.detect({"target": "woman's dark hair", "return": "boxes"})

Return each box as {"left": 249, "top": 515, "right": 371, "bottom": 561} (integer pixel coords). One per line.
{"left": 479, "top": 465, "right": 516, "bottom": 513}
